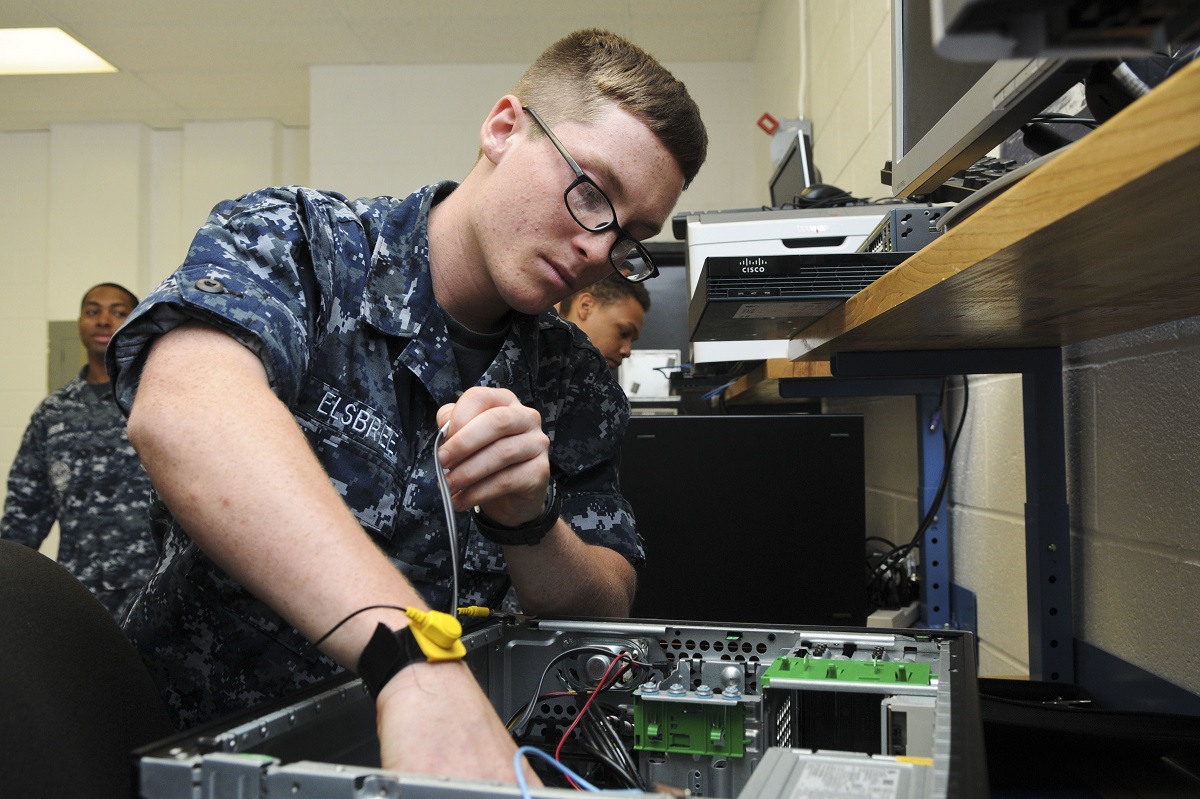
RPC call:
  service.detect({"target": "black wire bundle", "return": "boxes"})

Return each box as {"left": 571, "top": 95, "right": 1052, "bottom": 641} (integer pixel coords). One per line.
{"left": 507, "top": 646, "right": 635, "bottom": 736}
{"left": 866, "top": 376, "right": 970, "bottom": 614}
{"left": 566, "top": 681, "right": 646, "bottom": 790}
{"left": 507, "top": 647, "right": 654, "bottom": 790}
{"left": 865, "top": 536, "right": 917, "bottom": 612}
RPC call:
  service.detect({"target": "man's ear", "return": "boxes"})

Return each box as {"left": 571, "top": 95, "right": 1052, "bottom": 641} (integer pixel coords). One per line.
{"left": 480, "top": 95, "right": 525, "bottom": 165}
{"left": 575, "top": 292, "right": 596, "bottom": 320}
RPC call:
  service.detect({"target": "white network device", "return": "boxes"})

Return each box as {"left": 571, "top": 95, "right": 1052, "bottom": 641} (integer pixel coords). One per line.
{"left": 677, "top": 205, "right": 916, "bottom": 363}
{"left": 619, "top": 348, "right": 680, "bottom": 400}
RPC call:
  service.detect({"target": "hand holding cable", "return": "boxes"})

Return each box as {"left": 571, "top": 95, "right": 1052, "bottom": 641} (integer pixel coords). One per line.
{"left": 435, "top": 387, "right": 557, "bottom": 541}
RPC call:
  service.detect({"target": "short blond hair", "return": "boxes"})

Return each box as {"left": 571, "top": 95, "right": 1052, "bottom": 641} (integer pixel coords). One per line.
{"left": 513, "top": 29, "right": 707, "bottom": 188}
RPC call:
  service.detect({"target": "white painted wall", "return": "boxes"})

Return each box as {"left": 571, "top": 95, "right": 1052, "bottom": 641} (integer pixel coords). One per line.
{"left": 309, "top": 61, "right": 757, "bottom": 236}
{"left": 0, "top": 132, "right": 52, "bottom": 479}
{"left": 752, "top": 0, "right": 804, "bottom": 205}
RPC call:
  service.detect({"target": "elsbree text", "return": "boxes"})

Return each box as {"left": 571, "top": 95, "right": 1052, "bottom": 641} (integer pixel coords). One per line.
{"left": 316, "top": 390, "right": 399, "bottom": 459}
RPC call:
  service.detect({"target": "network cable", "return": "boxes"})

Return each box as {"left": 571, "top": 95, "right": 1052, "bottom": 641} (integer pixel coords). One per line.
{"left": 866, "top": 375, "right": 969, "bottom": 612}
{"left": 433, "top": 421, "right": 459, "bottom": 616}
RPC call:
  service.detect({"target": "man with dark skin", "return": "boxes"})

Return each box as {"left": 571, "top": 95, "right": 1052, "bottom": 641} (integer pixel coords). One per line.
{"left": 2, "top": 283, "right": 155, "bottom": 621}
{"left": 557, "top": 274, "right": 651, "bottom": 370}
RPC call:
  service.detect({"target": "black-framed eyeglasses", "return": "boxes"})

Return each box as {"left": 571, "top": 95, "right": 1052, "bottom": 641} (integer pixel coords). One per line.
{"left": 523, "top": 106, "right": 658, "bottom": 283}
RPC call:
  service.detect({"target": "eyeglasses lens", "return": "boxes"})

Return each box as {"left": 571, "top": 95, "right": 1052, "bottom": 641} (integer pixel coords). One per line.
{"left": 565, "top": 182, "right": 613, "bottom": 231}
{"left": 613, "top": 243, "right": 653, "bottom": 281}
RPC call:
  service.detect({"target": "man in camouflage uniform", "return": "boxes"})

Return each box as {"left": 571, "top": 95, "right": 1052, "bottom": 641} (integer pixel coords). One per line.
{"left": 107, "top": 29, "right": 706, "bottom": 782}
{"left": 2, "top": 283, "right": 155, "bottom": 622}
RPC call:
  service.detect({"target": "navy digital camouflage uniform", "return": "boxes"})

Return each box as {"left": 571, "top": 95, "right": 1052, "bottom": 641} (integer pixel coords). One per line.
{"left": 107, "top": 181, "right": 642, "bottom": 730}
{"left": 1, "top": 367, "right": 156, "bottom": 622}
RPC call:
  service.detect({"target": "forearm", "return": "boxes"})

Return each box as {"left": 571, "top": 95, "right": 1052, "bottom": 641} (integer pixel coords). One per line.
{"left": 130, "top": 324, "right": 538, "bottom": 782}
{"left": 502, "top": 519, "right": 636, "bottom": 616}
{"left": 128, "top": 323, "right": 429, "bottom": 667}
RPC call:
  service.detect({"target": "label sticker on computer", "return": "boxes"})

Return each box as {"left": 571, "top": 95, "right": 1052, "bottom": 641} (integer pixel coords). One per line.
{"left": 734, "top": 300, "right": 840, "bottom": 319}
{"left": 792, "top": 761, "right": 903, "bottom": 798}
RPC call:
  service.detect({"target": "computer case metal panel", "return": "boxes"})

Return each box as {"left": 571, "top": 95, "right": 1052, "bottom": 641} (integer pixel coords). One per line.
{"left": 137, "top": 616, "right": 988, "bottom": 799}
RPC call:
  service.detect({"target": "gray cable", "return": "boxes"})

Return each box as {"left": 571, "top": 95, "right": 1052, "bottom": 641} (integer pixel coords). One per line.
{"left": 433, "top": 422, "right": 459, "bottom": 616}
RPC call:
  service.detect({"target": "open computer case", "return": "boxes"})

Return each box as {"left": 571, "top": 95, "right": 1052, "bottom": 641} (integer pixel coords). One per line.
{"left": 136, "top": 614, "right": 988, "bottom": 798}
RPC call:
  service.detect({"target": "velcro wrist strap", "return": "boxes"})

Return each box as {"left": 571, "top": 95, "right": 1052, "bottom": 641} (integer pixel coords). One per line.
{"left": 357, "top": 623, "right": 427, "bottom": 697}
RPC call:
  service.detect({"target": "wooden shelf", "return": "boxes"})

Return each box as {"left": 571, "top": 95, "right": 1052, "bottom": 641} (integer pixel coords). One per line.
{"left": 781, "top": 56, "right": 1200, "bottom": 364}
{"left": 720, "top": 359, "right": 832, "bottom": 405}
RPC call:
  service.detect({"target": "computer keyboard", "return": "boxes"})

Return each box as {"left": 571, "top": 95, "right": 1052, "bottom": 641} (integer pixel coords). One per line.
{"left": 952, "top": 155, "right": 1022, "bottom": 190}
{"left": 936, "top": 147, "right": 1068, "bottom": 231}
{"left": 880, "top": 155, "right": 1029, "bottom": 204}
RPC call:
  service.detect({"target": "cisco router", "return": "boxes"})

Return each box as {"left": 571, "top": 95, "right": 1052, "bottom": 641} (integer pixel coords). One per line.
{"left": 676, "top": 205, "right": 924, "bottom": 363}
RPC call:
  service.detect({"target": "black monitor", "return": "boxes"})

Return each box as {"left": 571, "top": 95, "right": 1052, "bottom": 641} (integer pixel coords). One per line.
{"left": 637, "top": 242, "right": 689, "bottom": 359}
{"left": 620, "top": 414, "right": 866, "bottom": 626}
{"left": 889, "top": 0, "right": 1086, "bottom": 198}
{"left": 768, "top": 127, "right": 817, "bottom": 207}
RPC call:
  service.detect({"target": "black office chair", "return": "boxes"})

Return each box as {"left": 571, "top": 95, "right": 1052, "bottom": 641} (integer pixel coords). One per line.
{"left": 0, "top": 539, "right": 175, "bottom": 798}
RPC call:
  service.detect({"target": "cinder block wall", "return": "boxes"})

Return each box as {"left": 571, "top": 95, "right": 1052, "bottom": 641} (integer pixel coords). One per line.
{"left": 1064, "top": 319, "right": 1200, "bottom": 692}
{"left": 802, "top": 0, "right": 894, "bottom": 199}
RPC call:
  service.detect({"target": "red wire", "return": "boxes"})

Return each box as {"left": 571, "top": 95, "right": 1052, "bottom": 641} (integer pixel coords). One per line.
{"left": 554, "top": 652, "right": 631, "bottom": 788}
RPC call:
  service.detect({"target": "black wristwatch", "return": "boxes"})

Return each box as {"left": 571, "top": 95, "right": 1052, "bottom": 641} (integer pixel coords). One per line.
{"left": 471, "top": 481, "right": 562, "bottom": 546}
{"left": 357, "top": 623, "right": 427, "bottom": 697}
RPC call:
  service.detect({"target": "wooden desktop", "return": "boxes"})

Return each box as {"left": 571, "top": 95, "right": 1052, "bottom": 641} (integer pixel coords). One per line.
{"left": 727, "top": 56, "right": 1200, "bottom": 395}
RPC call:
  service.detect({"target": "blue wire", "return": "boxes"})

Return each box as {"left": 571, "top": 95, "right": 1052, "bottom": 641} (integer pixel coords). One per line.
{"left": 513, "top": 746, "right": 642, "bottom": 799}
{"left": 515, "top": 746, "right": 599, "bottom": 798}
{"left": 701, "top": 379, "right": 736, "bottom": 401}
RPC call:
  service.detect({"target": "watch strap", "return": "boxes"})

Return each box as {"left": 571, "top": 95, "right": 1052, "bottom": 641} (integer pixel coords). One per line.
{"left": 471, "top": 480, "right": 561, "bottom": 546}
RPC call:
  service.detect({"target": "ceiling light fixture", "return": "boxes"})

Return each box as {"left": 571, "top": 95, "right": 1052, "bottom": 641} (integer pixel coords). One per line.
{"left": 0, "top": 27, "right": 117, "bottom": 75}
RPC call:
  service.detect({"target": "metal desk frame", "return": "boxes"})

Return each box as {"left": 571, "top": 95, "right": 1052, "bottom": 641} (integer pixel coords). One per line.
{"left": 767, "top": 347, "right": 1071, "bottom": 682}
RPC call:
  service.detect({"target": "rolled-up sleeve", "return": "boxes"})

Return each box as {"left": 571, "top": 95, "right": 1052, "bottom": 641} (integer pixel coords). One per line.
{"left": 547, "top": 337, "right": 643, "bottom": 567}
{"left": 107, "top": 187, "right": 330, "bottom": 413}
